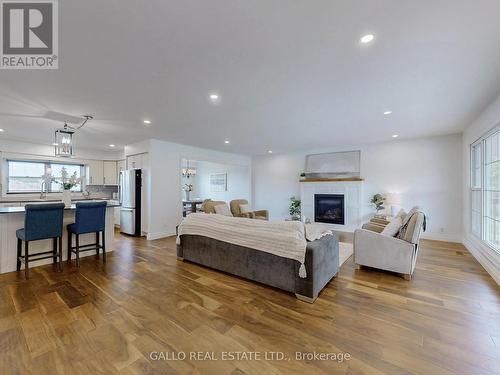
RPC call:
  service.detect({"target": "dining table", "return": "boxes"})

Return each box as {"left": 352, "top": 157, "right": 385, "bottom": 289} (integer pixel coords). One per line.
{"left": 182, "top": 199, "right": 204, "bottom": 214}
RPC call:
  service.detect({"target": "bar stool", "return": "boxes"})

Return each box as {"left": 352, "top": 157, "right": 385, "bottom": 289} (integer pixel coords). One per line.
{"left": 16, "top": 203, "right": 65, "bottom": 279}
{"left": 67, "top": 201, "right": 107, "bottom": 267}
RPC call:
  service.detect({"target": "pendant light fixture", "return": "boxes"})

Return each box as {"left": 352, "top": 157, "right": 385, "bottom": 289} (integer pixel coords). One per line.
{"left": 54, "top": 115, "right": 93, "bottom": 157}
{"left": 182, "top": 160, "right": 197, "bottom": 178}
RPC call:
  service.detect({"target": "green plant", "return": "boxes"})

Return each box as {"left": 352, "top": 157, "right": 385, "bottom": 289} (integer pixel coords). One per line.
{"left": 52, "top": 167, "right": 81, "bottom": 190}
{"left": 289, "top": 196, "right": 301, "bottom": 219}
{"left": 370, "top": 193, "right": 386, "bottom": 213}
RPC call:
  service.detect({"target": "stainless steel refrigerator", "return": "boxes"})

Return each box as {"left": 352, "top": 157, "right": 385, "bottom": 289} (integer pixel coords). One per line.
{"left": 120, "top": 169, "right": 142, "bottom": 236}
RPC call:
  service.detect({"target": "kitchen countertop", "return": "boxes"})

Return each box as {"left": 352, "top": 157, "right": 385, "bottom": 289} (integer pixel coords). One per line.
{"left": 0, "top": 201, "right": 120, "bottom": 214}
{"left": 0, "top": 197, "right": 111, "bottom": 203}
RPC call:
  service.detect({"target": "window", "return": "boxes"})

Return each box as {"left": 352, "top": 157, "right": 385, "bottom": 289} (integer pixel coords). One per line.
{"left": 7, "top": 160, "right": 84, "bottom": 193}
{"left": 470, "top": 129, "right": 500, "bottom": 252}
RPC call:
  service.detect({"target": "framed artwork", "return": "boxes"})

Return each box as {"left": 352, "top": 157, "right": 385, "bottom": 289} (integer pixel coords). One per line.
{"left": 210, "top": 173, "right": 227, "bottom": 192}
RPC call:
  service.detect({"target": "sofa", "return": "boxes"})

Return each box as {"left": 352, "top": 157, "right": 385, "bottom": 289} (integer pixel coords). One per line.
{"left": 353, "top": 209, "right": 425, "bottom": 280}
{"left": 177, "top": 233, "right": 339, "bottom": 303}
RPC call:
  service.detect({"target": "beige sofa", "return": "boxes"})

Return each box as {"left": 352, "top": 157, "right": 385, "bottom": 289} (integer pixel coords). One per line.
{"left": 353, "top": 210, "right": 425, "bottom": 280}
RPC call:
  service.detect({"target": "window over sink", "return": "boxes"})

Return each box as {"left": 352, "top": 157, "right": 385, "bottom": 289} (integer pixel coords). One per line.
{"left": 7, "top": 160, "right": 84, "bottom": 194}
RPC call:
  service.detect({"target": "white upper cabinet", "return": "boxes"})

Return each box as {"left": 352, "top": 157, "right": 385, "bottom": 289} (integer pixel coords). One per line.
{"left": 103, "top": 161, "right": 118, "bottom": 185}
{"left": 127, "top": 153, "right": 148, "bottom": 170}
{"left": 86, "top": 160, "right": 104, "bottom": 185}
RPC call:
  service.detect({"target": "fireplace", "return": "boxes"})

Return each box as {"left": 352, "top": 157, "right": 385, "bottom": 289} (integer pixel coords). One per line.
{"left": 314, "top": 194, "right": 345, "bottom": 225}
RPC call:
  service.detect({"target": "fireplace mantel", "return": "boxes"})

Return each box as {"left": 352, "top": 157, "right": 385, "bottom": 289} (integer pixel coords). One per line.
{"left": 300, "top": 177, "right": 364, "bottom": 182}
{"left": 300, "top": 180, "right": 364, "bottom": 232}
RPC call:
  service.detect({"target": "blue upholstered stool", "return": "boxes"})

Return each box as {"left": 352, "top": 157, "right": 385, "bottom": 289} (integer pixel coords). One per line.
{"left": 67, "top": 201, "right": 107, "bottom": 267}
{"left": 16, "top": 203, "right": 65, "bottom": 279}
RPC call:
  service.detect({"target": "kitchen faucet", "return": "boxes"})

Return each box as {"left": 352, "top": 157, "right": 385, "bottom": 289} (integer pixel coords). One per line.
{"left": 40, "top": 180, "right": 47, "bottom": 199}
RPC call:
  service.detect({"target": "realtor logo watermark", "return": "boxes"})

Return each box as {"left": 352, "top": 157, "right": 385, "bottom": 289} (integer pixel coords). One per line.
{"left": 0, "top": 0, "right": 58, "bottom": 69}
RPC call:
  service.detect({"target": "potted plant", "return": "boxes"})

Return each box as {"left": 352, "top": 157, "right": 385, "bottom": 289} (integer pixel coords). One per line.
{"left": 370, "top": 193, "right": 386, "bottom": 216}
{"left": 289, "top": 196, "right": 301, "bottom": 220}
{"left": 52, "top": 167, "right": 81, "bottom": 207}
{"left": 183, "top": 183, "right": 193, "bottom": 201}
{"left": 299, "top": 172, "right": 306, "bottom": 181}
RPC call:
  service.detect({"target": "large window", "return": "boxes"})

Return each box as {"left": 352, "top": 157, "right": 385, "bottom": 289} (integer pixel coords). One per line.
{"left": 471, "top": 130, "right": 500, "bottom": 252}
{"left": 7, "top": 160, "right": 84, "bottom": 193}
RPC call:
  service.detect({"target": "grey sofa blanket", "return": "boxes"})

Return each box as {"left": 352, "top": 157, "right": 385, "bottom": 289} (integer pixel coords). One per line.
{"left": 177, "top": 213, "right": 308, "bottom": 277}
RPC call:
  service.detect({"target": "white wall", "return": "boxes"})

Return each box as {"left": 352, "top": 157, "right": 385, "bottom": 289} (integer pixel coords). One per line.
{"left": 146, "top": 139, "right": 252, "bottom": 239}
{"left": 189, "top": 160, "right": 250, "bottom": 203}
{"left": 462, "top": 93, "right": 500, "bottom": 284}
{"left": 253, "top": 134, "right": 463, "bottom": 242}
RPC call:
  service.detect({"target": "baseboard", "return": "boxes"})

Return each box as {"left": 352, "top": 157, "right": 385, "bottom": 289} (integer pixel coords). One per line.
{"left": 462, "top": 236, "right": 500, "bottom": 285}
{"left": 147, "top": 230, "right": 175, "bottom": 240}
{"left": 420, "top": 232, "right": 463, "bottom": 243}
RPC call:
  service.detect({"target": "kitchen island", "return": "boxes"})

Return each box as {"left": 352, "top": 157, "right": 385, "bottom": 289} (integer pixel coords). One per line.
{"left": 0, "top": 201, "right": 119, "bottom": 274}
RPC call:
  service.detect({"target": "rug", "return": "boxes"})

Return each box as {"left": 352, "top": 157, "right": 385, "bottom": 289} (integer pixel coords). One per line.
{"left": 339, "top": 242, "right": 353, "bottom": 267}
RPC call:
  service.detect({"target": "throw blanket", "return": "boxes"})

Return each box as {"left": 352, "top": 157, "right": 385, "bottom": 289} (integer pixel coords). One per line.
{"left": 176, "top": 213, "right": 308, "bottom": 278}
{"left": 305, "top": 223, "right": 333, "bottom": 242}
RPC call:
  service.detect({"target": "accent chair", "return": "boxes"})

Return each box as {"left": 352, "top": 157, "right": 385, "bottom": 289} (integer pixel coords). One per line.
{"left": 353, "top": 209, "right": 425, "bottom": 280}
{"left": 230, "top": 199, "right": 269, "bottom": 220}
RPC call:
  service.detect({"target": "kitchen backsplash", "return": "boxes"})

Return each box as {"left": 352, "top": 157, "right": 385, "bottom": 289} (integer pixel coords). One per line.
{"left": 86, "top": 185, "right": 119, "bottom": 199}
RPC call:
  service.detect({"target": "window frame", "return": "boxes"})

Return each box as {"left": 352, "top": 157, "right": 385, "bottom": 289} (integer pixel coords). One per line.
{"left": 470, "top": 125, "right": 500, "bottom": 254}
{"left": 6, "top": 159, "right": 85, "bottom": 194}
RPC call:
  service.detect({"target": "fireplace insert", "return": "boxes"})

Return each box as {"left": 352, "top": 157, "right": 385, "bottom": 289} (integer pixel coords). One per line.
{"left": 314, "top": 194, "right": 345, "bottom": 225}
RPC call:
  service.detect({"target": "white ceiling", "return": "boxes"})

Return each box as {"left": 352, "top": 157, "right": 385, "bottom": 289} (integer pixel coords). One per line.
{"left": 1, "top": 0, "right": 500, "bottom": 155}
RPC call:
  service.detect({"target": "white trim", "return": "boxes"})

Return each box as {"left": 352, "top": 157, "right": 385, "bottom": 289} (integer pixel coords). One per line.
{"left": 463, "top": 235, "right": 500, "bottom": 285}
{"left": 147, "top": 230, "right": 175, "bottom": 240}
{"left": 420, "top": 233, "right": 463, "bottom": 243}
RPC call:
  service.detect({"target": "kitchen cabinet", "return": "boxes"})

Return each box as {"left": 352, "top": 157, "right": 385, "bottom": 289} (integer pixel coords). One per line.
{"left": 86, "top": 160, "right": 104, "bottom": 185}
{"left": 103, "top": 161, "right": 117, "bottom": 185}
{"left": 117, "top": 160, "right": 125, "bottom": 179}
{"left": 114, "top": 207, "right": 120, "bottom": 226}
{"left": 127, "top": 153, "right": 148, "bottom": 170}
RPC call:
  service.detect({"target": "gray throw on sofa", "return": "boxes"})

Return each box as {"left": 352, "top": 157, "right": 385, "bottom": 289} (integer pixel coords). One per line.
{"left": 177, "top": 233, "right": 339, "bottom": 303}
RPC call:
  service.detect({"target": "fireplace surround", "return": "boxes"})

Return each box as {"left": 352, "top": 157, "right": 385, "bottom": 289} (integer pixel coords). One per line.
{"left": 300, "top": 179, "right": 363, "bottom": 231}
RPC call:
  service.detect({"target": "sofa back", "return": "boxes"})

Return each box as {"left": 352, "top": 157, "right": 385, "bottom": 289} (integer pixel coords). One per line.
{"left": 399, "top": 211, "right": 425, "bottom": 244}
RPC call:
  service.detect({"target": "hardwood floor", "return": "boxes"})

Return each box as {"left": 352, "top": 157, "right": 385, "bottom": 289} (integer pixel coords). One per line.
{"left": 0, "top": 233, "right": 499, "bottom": 374}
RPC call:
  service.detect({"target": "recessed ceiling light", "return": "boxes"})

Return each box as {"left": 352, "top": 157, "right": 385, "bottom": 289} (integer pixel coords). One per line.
{"left": 0, "top": 129, "right": 4, "bottom": 132}
{"left": 360, "top": 34, "right": 375, "bottom": 44}
{"left": 109, "top": 144, "right": 116, "bottom": 147}
{"left": 209, "top": 93, "right": 221, "bottom": 104}
{"left": 384, "top": 110, "right": 392, "bottom": 115}
{"left": 224, "top": 140, "right": 230, "bottom": 144}
{"left": 268, "top": 150, "right": 273, "bottom": 154}
{"left": 143, "top": 120, "right": 151, "bottom": 125}
{"left": 392, "top": 134, "right": 399, "bottom": 138}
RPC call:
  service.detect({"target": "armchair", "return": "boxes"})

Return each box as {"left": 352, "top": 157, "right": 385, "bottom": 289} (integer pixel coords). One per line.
{"left": 200, "top": 200, "right": 228, "bottom": 214}
{"left": 354, "top": 211, "right": 425, "bottom": 280}
{"left": 230, "top": 199, "right": 269, "bottom": 220}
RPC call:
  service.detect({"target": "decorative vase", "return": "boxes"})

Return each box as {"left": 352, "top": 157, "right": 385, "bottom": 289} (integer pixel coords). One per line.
{"left": 62, "top": 189, "right": 72, "bottom": 207}
{"left": 185, "top": 190, "right": 191, "bottom": 201}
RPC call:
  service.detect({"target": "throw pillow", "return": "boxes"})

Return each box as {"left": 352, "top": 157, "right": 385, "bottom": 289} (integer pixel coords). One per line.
{"left": 395, "top": 208, "right": 407, "bottom": 220}
{"left": 401, "top": 206, "right": 419, "bottom": 227}
{"left": 381, "top": 216, "right": 403, "bottom": 237}
{"left": 214, "top": 204, "right": 233, "bottom": 216}
{"left": 239, "top": 204, "right": 251, "bottom": 214}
